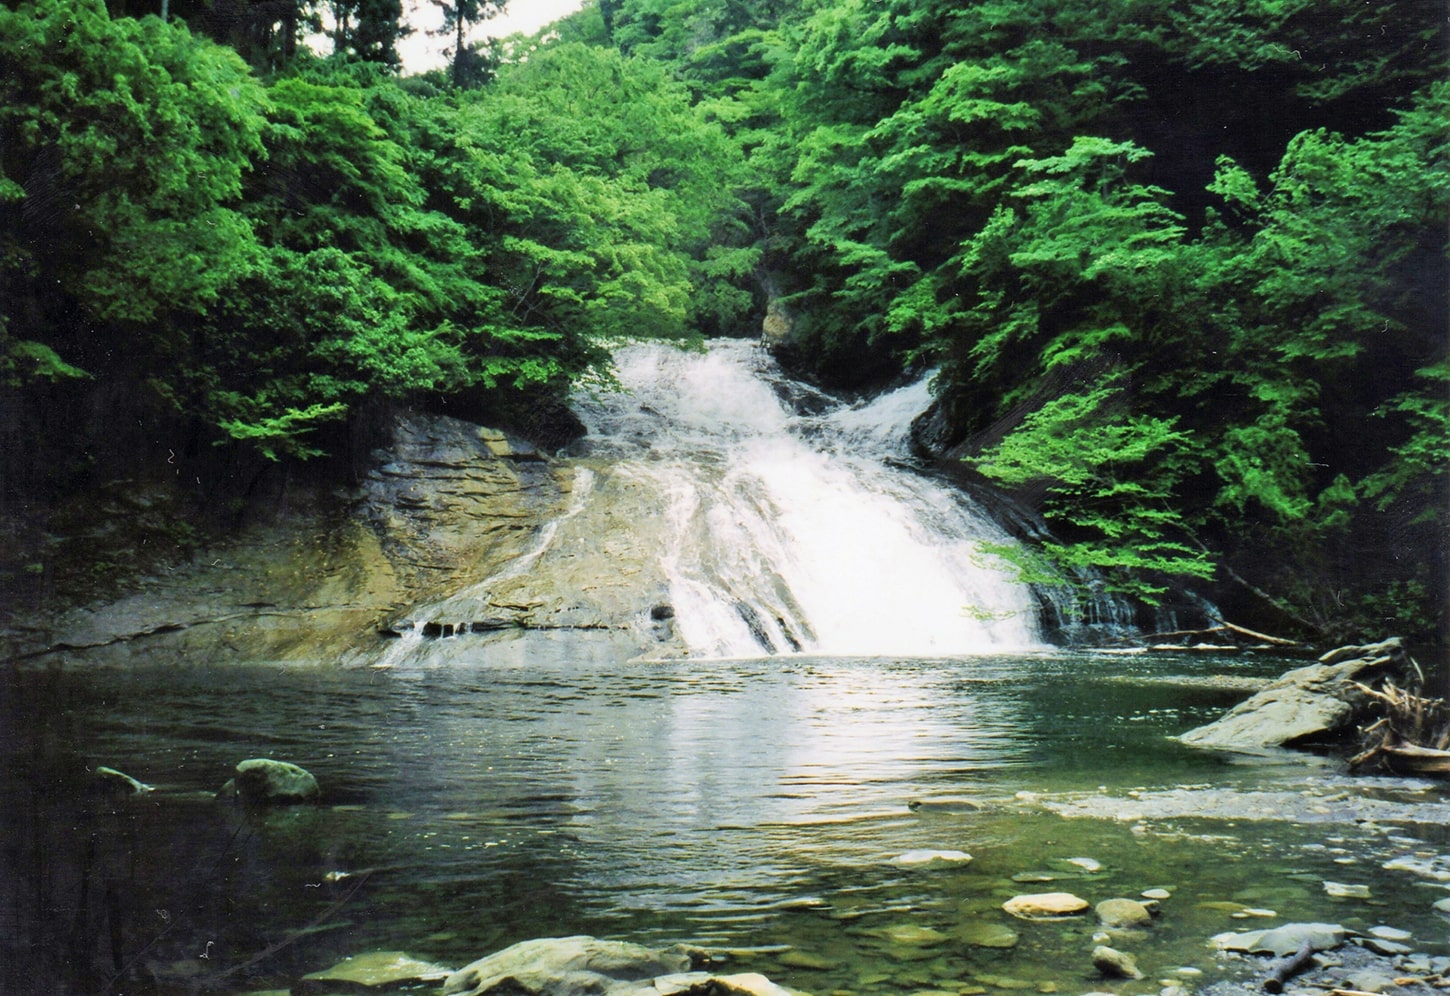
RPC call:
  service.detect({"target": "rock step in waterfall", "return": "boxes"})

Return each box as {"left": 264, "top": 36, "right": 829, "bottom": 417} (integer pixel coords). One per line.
{"left": 388, "top": 340, "right": 1045, "bottom": 660}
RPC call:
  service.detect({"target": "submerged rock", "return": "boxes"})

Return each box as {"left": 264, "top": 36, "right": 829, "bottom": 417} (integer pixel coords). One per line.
{"left": 298, "top": 950, "right": 453, "bottom": 990}
{"left": 441, "top": 936, "right": 803, "bottom": 996}
{"left": 91, "top": 765, "right": 154, "bottom": 797}
{"left": 1002, "top": 892, "right": 1090, "bottom": 920}
{"left": 218, "top": 758, "right": 319, "bottom": 805}
{"left": 957, "top": 921, "right": 1019, "bottom": 949}
{"left": 889, "top": 849, "right": 973, "bottom": 867}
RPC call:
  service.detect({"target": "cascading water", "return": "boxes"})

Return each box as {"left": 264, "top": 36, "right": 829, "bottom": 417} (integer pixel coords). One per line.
{"left": 570, "top": 340, "right": 1044, "bottom": 657}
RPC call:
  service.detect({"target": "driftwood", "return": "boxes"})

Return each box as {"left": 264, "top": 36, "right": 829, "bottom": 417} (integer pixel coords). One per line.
{"left": 1149, "top": 621, "right": 1299, "bottom": 647}
{"left": 1263, "top": 939, "right": 1315, "bottom": 993}
{"left": 1350, "top": 678, "right": 1450, "bottom": 776}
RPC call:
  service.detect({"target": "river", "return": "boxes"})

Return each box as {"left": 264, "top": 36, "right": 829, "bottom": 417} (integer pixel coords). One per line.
{"left": 3, "top": 341, "right": 1447, "bottom": 994}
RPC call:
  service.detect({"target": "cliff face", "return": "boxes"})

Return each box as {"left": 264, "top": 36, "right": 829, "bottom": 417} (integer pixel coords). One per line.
{"left": 0, "top": 413, "right": 579, "bottom": 667}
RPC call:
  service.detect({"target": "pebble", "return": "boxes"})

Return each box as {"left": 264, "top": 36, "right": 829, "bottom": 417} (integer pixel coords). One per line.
{"left": 1323, "top": 880, "right": 1370, "bottom": 898}
{"left": 1141, "top": 888, "right": 1172, "bottom": 901}
{"left": 1063, "top": 857, "right": 1103, "bottom": 873}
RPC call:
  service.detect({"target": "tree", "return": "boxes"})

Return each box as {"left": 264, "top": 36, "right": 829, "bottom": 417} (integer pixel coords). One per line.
{"left": 430, "top": 0, "right": 505, "bottom": 87}
{"left": 329, "top": 0, "right": 409, "bottom": 66}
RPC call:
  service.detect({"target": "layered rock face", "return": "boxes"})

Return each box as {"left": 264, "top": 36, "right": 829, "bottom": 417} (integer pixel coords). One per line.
{"left": 1, "top": 412, "right": 578, "bottom": 666}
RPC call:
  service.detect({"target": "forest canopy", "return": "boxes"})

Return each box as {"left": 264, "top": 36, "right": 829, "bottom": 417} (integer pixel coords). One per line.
{"left": 0, "top": 0, "right": 1445, "bottom": 642}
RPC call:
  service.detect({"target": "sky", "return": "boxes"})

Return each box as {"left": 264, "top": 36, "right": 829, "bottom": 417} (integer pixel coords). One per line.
{"left": 397, "top": 0, "right": 589, "bottom": 73}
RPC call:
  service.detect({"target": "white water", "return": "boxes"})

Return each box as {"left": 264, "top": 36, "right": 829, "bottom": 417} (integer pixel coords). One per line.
{"left": 575, "top": 340, "right": 1043, "bottom": 657}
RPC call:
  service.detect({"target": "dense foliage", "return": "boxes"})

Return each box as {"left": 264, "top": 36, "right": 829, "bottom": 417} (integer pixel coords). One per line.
{"left": 1, "top": 0, "right": 1444, "bottom": 641}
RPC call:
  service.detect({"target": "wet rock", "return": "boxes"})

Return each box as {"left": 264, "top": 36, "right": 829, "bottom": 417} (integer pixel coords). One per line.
{"left": 1091, "top": 945, "right": 1143, "bottom": 980}
{"left": 1211, "top": 922, "right": 1349, "bottom": 957}
{"left": 1095, "top": 898, "right": 1153, "bottom": 929}
{"left": 1177, "top": 638, "right": 1409, "bottom": 750}
{"left": 1434, "top": 896, "right": 1450, "bottom": 917}
{"left": 218, "top": 758, "right": 319, "bottom": 805}
{"left": 1323, "top": 880, "right": 1370, "bottom": 899}
{"left": 956, "top": 921, "right": 1019, "bottom": 949}
{"left": 879, "top": 924, "right": 948, "bottom": 946}
{"left": 91, "top": 765, "right": 153, "bottom": 797}
{"left": 776, "top": 950, "right": 834, "bottom": 971}
{"left": 1002, "top": 892, "right": 1090, "bottom": 920}
{"left": 889, "top": 849, "right": 973, "bottom": 867}
{"left": 298, "top": 951, "right": 453, "bottom": 991}
{"left": 1060, "top": 856, "right": 1103, "bottom": 873}
{"left": 441, "top": 936, "right": 800, "bottom": 996}
{"left": 1367, "top": 925, "right": 1411, "bottom": 942}
{"left": 1141, "top": 888, "right": 1172, "bottom": 901}
{"left": 1384, "top": 853, "right": 1450, "bottom": 881}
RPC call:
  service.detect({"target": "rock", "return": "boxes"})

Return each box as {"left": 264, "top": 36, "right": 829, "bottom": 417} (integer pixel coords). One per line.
{"left": 219, "top": 758, "right": 319, "bottom": 805}
{"left": 298, "top": 951, "right": 453, "bottom": 990}
{"left": 1141, "top": 888, "right": 1172, "bottom": 901}
{"left": 1383, "top": 853, "right": 1450, "bottom": 881}
{"left": 1095, "top": 898, "right": 1153, "bottom": 928}
{"left": 91, "top": 765, "right": 153, "bottom": 797}
{"left": 1061, "top": 857, "right": 1103, "bottom": 873}
{"left": 441, "top": 937, "right": 801, "bottom": 996}
{"left": 1363, "top": 922, "right": 1409, "bottom": 939}
{"left": 889, "top": 849, "right": 973, "bottom": 867}
{"left": 776, "top": 950, "right": 834, "bottom": 971}
{"left": 1002, "top": 892, "right": 1090, "bottom": 920}
{"left": 1091, "top": 946, "right": 1143, "bottom": 980}
{"left": 1211, "top": 922, "right": 1349, "bottom": 957}
{"left": 1434, "top": 896, "right": 1450, "bottom": 916}
{"left": 1177, "top": 639, "right": 1408, "bottom": 750}
{"left": 879, "top": 924, "right": 948, "bottom": 946}
{"left": 1358, "top": 936, "right": 1411, "bottom": 956}
{"left": 1323, "top": 880, "right": 1370, "bottom": 899}
{"left": 956, "top": 921, "right": 1019, "bottom": 949}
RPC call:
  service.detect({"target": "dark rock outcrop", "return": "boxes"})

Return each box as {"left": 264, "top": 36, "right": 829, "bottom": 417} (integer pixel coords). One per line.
{"left": 218, "top": 758, "right": 319, "bottom": 805}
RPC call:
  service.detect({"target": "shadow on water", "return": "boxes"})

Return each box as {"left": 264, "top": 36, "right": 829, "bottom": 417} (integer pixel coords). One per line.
{"left": 4, "top": 647, "right": 1449, "bottom": 993}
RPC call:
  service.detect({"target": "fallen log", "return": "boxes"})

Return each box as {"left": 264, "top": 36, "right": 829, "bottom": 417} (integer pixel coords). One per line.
{"left": 1145, "top": 622, "right": 1298, "bottom": 647}
{"left": 1263, "top": 938, "right": 1315, "bottom": 993}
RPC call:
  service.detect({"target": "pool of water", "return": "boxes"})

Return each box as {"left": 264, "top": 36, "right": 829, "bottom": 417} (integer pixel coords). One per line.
{"left": 4, "top": 643, "right": 1448, "bottom": 993}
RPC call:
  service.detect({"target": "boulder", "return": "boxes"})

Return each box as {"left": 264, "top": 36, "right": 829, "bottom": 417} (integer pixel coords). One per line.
{"left": 441, "top": 936, "right": 804, "bottom": 996}
{"left": 1095, "top": 898, "right": 1153, "bottom": 928}
{"left": 1002, "top": 892, "right": 1090, "bottom": 920}
{"left": 218, "top": 758, "right": 319, "bottom": 805}
{"left": 1177, "top": 639, "right": 1409, "bottom": 750}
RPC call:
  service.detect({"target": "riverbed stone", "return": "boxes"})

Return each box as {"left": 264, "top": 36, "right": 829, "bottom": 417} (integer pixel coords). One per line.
{"left": 890, "top": 849, "right": 973, "bottom": 867}
{"left": 441, "top": 936, "right": 801, "bottom": 996}
{"left": 956, "top": 921, "right": 1019, "bottom": 949}
{"left": 1095, "top": 898, "right": 1153, "bottom": 928}
{"left": 220, "top": 758, "right": 319, "bottom": 805}
{"left": 91, "top": 765, "right": 154, "bottom": 797}
{"left": 1002, "top": 892, "right": 1090, "bottom": 920}
{"left": 1211, "top": 922, "right": 1349, "bottom": 957}
{"left": 299, "top": 950, "right": 453, "bottom": 989}
{"left": 1091, "top": 945, "right": 1143, "bottom": 980}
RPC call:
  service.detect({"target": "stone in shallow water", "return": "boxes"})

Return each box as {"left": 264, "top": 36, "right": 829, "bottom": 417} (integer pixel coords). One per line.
{"left": 1096, "top": 898, "right": 1153, "bottom": 928}
{"left": 956, "top": 921, "right": 1019, "bottom": 949}
{"left": 889, "top": 849, "right": 973, "bottom": 867}
{"left": 1368, "top": 925, "right": 1412, "bottom": 942}
{"left": 1002, "top": 892, "right": 1090, "bottom": 920}
{"left": 776, "top": 950, "right": 834, "bottom": 971}
{"left": 1323, "top": 880, "right": 1371, "bottom": 898}
{"left": 1211, "top": 922, "right": 1348, "bottom": 957}
{"left": 301, "top": 950, "right": 453, "bottom": 988}
{"left": 880, "top": 924, "right": 949, "bottom": 946}
{"left": 1141, "top": 888, "right": 1172, "bottom": 901}
{"left": 1092, "top": 945, "right": 1143, "bottom": 980}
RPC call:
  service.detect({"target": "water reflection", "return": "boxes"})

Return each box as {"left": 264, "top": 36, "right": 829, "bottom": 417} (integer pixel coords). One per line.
{"left": 4, "top": 649, "right": 1448, "bottom": 994}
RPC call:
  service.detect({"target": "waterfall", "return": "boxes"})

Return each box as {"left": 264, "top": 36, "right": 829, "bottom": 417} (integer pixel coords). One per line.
{"left": 572, "top": 340, "right": 1044, "bottom": 657}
